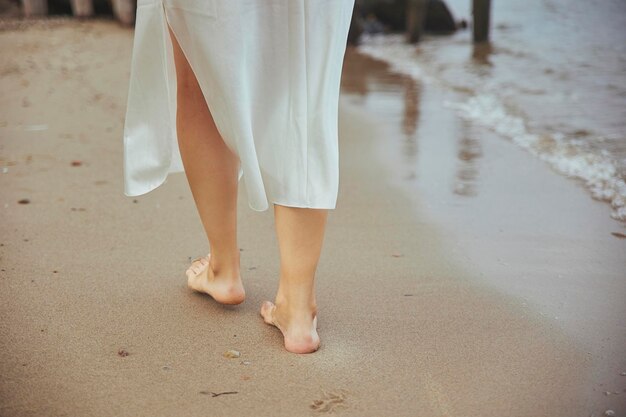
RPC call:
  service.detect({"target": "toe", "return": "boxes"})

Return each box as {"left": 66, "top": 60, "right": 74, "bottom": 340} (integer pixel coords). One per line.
{"left": 186, "top": 255, "right": 209, "bottom": 278}
{"left": 191, "top": 259, "right": 208, "bottom": 274}
{"left": 192, "top": 255, "right": 210, "bottom": 274}
{"left": 260, "top": 301, "right": 276, "bottom": 325}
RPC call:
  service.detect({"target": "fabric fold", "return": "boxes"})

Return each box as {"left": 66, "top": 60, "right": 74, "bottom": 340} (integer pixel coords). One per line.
{"left": 122, "top": 0, "right": 355, "bottom": 211}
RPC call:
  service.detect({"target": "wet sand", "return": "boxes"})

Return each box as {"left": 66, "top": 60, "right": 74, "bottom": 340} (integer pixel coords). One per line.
{"left": 0, "top": 19, "right": 624, "bottom": 416}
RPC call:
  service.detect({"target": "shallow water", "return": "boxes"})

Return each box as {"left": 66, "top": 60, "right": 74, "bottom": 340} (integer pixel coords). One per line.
{"left": 355, "top": 0, "right": 626, "bottom": 222}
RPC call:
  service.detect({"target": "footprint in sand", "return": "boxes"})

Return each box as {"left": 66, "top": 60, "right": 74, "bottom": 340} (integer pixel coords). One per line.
{"left": 310, "top": 389, "right": 349, "bottom": 413}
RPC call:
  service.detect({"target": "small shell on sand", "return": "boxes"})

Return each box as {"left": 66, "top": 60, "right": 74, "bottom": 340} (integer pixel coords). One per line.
{"left": 604, "top": 410, "right": 615, "bottom": 416}
{"left": 223, "top": 350, "right": 241, "bottom": 359}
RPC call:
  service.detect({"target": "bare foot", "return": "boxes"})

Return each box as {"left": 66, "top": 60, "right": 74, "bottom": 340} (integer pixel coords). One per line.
{"left": 186, "top": 253, "right": 245, "bottom": 305}
{"left": 260, "top": 301, "right": 320, "bottom": 354}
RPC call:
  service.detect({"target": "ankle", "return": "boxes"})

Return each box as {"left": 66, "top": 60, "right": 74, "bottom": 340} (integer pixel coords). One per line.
{"left": 208, "top": 252, "right": 240, "bottom": 279}
{"left": 275, "top": 298, "right": 317, "bottom": 318}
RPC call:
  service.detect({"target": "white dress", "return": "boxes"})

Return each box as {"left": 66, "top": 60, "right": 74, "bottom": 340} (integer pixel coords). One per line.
{"left": 122, "top": 0, "right": 355, "bottom": 211}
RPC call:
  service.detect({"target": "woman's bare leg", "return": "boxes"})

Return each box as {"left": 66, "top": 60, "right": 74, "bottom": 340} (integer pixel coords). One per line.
{"left": 167, "top": 24, "right": 244, "bottom": 305}
{"left": 261, "top": 205, "right": 328, "bottom": 353}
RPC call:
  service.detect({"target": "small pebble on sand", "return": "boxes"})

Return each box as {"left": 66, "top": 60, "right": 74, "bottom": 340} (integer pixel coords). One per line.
{"left": 240, "top": 360, "right": 251, "bottom": 366}
{"left": 223, "top": 350, "right": 241, "bottom": 359}
{"left": 604, "top": 410, "right": 615, "bottom": 417}
{"left": 18, "top": 199, "right": 30, "bottom": 204}
{"left": 71, "top": 160, "right": 82, "bottom": 167}
{"left": 620, "top": 371, "right": 626, "bottom": 376}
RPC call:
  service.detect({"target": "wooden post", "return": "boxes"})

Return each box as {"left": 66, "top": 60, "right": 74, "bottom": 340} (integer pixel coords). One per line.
{"left": 112, "top": 0, "right": 135, "bottom": 26}
{"left": 472, "top": 0, "right": 491, "bottom": 42}
{"left": 21, "top": 0, "right": 47, "bottom": 17}
{"left": 406, "top": 0, "right": 428, "bottom": 44}
{"left": 70, "top": 0, "right": 94, "bottom": 17}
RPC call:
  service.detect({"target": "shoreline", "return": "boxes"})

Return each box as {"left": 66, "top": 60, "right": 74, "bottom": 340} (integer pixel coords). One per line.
{"left": 355, "top": 30, "right": 626, "bottom": 224}
{"left": 340, "top": 47, "right": 626, "bottom": 412}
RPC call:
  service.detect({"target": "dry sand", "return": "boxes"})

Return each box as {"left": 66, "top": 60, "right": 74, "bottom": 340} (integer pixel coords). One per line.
{"left": 0, "top": 18, "right": 624, "bottom": 417}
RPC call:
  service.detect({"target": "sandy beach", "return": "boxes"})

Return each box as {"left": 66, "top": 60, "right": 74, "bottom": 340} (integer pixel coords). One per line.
{"left": 1, "top": 18, "right": 625, "bottom": 417}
